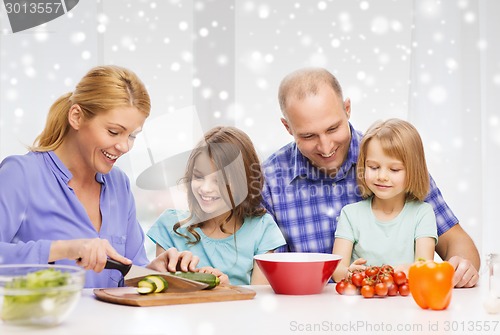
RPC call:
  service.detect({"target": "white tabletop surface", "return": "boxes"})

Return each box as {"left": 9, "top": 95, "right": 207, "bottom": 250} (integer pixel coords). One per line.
{"left": 1, "top": 283, "right": 499, "bottom": 335}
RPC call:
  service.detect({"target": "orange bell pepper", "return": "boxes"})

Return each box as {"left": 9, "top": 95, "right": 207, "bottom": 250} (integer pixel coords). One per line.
{"left": 408, "top": 260, "right": 455, "bottom": 310}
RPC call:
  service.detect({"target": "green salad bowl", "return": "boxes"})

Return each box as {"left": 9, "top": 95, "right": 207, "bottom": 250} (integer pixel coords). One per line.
{"left": 0, "top": 264, "right": 85, "bottom": 327}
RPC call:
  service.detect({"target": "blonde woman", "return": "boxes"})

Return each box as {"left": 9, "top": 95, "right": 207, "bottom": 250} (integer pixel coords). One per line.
{"left": 332, "top": 119, "right": 437, "bottom": 282}
{"left": 0, "top": 65, "right": 197, "bottom": 288}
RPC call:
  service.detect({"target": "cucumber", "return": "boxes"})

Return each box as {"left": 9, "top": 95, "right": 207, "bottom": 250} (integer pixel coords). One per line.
{"left": 137, "top": 277, "right": 156, "bottom": 295}
{"left": 136, "top": 275, "right": 168, "bottom": 295}
{"left": 137, "top": 286, "right": 155, "bottom": 295}
{"left": 144, "top": 275, "right": 168, "bottom": 293}
{"left": 136, "top": 273, "right": 218, "bottom": 294}
{"left": 170, "top": 272, "right": 220, "bottom": 289}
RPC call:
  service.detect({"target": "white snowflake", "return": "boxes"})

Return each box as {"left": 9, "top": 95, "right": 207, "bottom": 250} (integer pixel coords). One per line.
{"left": 428, "top": 85, "right": 448, "bottom": 104}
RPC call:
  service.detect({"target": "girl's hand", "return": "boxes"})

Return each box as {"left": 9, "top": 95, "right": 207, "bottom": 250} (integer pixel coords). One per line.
{"left": 148, "top": 247, "right": 199, "bottom": 273}
{"left": 348, "top": 258, "right": 367, "bottom": 273}
{"left": 196, "top": 266, "right": 230, "bottom": 286}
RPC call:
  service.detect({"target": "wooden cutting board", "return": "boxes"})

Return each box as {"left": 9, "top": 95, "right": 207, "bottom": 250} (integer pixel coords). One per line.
{"left": 93, "top": 285, "right": 256, "bottom": 307}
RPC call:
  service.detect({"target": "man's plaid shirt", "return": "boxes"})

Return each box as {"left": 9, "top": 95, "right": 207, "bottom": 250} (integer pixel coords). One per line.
{"left": 261, "top": 123, "right": 458, "bottom": 253}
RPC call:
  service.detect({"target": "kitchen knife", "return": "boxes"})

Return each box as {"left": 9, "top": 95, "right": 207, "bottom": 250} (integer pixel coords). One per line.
{"left": 105, "top": 259, "right": 208, "bottom": 293}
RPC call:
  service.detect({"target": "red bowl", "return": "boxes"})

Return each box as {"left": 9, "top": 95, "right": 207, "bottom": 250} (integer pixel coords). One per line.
{"left": 254, "top": 253, "right": 342, "bottom": 295}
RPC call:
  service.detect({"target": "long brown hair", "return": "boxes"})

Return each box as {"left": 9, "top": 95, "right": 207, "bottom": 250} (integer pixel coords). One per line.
{"left": 31, "top": 65, "right": 150, "bottom": 151}
{"left": 174, "top": 126, "right": 266, "bottom": 244}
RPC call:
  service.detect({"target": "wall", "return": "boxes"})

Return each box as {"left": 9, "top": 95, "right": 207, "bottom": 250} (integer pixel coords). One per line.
{"left": 1, "top": 0, "right": 498, "bottom": 264}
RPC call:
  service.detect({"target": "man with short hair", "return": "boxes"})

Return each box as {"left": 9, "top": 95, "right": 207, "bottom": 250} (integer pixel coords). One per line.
{"left": 261, "top": 67, "right": 479, "bottom": 288}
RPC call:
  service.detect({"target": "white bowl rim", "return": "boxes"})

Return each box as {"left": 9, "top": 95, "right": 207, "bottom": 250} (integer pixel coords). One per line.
{"left": 0, "top": 264, "right": 85, "bottom": 292}
{"left": 0, "top": 264, "right": 84, "bottom": 273}
{"left": 254, "top": 252, "right": 342, "bottom": 263}
{"left": 0, "top": 264, "right": 85, "bottom": 290}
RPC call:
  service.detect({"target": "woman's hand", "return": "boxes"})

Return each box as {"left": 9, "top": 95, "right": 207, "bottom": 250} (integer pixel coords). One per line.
{"left": 51, "top": 238, "right": 131, "bottom": 273}
{"left": 147, "top": 247, "right": 199, "bottom": 273}
{"left": 196, "top": 266, "right": 230, "bottom": 286}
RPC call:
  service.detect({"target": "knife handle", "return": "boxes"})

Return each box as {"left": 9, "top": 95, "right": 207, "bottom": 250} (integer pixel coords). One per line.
{"left": 104, "top": 259, "right": 132, "bottom": 277}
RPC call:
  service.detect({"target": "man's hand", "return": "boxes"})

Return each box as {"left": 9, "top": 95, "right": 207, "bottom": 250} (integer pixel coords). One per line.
{"left": 448, "top": 255, "right": 479, "bottom": 288}
{"left": 436, "top": 224, "right": 480, "bottom": 288}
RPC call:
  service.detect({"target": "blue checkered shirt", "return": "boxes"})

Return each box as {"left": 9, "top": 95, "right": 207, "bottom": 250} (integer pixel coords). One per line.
{"left": 261, "top": 123, "right": 458, "bottom": 253}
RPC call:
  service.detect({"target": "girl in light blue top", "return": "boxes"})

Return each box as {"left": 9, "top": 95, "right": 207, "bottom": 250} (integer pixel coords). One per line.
{"left": 148, "top": 126, "right": 286, "bottom": 285}
{"left": 332, "top": 119, "right": 437, "bottom": 282}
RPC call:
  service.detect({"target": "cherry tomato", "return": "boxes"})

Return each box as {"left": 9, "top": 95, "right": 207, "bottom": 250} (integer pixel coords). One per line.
{"left": 375, "top": 282, "right": 388, "bottom": 297}
{"left": 335, "top": 279, "right": 347, "bottom": 295}
{"left": 393, "top": 271, "right": 407, "bottom": 286}
{"left": 387, "top": 283, "right": 398, "bottom": 296}
{"left": 361, "top": 285, "right": 375, "bottom": 298}
{"left": 337, "top": 264, "right": 410, "bottom": 299}
{"left": 365, "top": 266, "right": 380, "bottom": 278}
{"left": 344, "top": 282, "right": 358, "bottom": 296}
{"left": 380, "top": 273, "right": 394, "bottom": 286}
{"left": 361, "top": 277, "right": 374, "bottom": 287}
{"left": 381, "top": 264, "right": 394, "bottom": 274}
{"left": 351, "top": 272, "right": 365, "bottom": 288}
{"left": 398, "top": 283, "right": 410, "bottom": 296}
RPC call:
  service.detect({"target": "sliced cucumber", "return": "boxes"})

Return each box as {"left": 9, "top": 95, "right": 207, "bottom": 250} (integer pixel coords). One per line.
{"left": 136, "top": 275, "right": 168, "bottom": 295}
{"left": 144, "top": 275, "right": 168, "bottom": 293}
{"left": 137, "top": 286, "right": 154, "bottom": 295}
{"left": 137, "top": 278, "right": 157, "bottom": 295}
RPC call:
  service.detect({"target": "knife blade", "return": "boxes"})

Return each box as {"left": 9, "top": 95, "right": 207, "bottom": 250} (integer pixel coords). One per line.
{"left": 104, "top": 259, "right": 208, "bottom": 293}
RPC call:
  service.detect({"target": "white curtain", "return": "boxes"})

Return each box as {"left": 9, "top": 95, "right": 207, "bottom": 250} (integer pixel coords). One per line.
{"left": 408, "top": 0, "right": 500, "bottom": 260}
{"left": 234, "top": 0, "right": 499, "bottom": 265}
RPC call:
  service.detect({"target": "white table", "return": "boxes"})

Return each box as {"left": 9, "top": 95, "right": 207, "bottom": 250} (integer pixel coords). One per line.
{"left": 1, "top": 284, "right": 499, "bottom": 335}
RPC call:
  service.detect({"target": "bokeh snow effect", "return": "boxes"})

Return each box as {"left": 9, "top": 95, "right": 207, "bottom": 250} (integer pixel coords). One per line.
{"left": 1, "top": 0, "right": 499, "bottom": 262}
